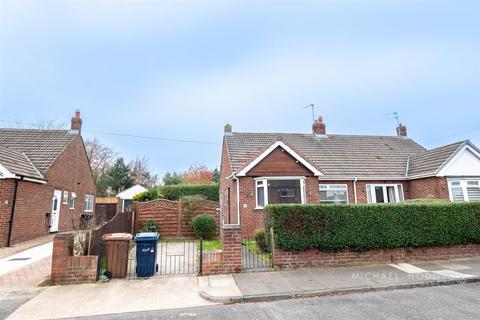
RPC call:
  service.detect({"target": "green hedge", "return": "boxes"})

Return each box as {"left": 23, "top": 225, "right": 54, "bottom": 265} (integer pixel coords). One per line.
{"left": 264, "top": 203, "right": 480, "bottom": 252}
{"left": 159, "top": 183, "right": 219, "bottom": 202}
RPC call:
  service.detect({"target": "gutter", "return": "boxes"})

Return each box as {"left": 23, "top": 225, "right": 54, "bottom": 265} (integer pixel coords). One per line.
{"left": 7, "top": 176, "right": 23, "bottom": 247}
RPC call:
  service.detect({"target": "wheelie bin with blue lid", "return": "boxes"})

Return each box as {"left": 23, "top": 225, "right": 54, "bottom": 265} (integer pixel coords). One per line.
{"left": 135, "top": 232, "right": 159, "bottom": 277}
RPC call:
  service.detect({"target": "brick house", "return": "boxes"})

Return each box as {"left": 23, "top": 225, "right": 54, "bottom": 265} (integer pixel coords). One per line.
{"left": 0, "top": 111, "right": 96, "bottom": 247}
{"left": 219, "top": 117, "right": 480, "bottom": 237}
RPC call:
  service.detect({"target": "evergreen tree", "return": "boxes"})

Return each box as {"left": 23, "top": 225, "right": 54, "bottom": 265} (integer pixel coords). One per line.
{"left": 104, "top": 158, "right": 134, "bottom": 193}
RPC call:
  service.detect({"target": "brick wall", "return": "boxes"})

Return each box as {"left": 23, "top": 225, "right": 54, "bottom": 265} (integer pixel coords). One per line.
{"left": 272, "top": 244, "right": 480, "bottom": 269}
{"left": 407, "top": 177, "right": 450, "bottom": 200}
{"left": 51, "top": 232, "right": 98, "bottom": 285}
{"left": 45, "top": 135, "right": 96, "bottom": 232}
{"left": 134, "top": 199, "right": 220, "bottom": 239}
{"left": 1, "top": 135, "right": 96, "bottom": 247}
{"left": 201, "top": 226, "right": 242, "bottom": 275}
{"left": 0, "top": 180, "right": 15, "bottom": 246}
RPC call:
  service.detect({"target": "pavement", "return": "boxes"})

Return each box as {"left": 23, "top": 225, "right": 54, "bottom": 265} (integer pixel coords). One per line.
{"left": 4, "top": 256, "right": 480, "bottom": 319}
{"left": 62, "top": 282, "right": 480, "bottom": 320}
{"left": 199, "top": 257, "right": 480, "bottom": 303}
{"left": 6, "top": 276, "right": 215, "bottom": 320}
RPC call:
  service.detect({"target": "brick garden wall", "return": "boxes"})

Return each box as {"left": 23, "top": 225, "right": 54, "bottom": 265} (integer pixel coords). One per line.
{"left": 202, "top": 226, "right": 242, "bottom": 275}
{"left": 134, "top": 199, "right": 220, "bottom": 239}
{"left": 51, "top": 232, "right": 98, "bottom": 285}
{"left": 272, "top": 244, "right": 480, "bottom": 269}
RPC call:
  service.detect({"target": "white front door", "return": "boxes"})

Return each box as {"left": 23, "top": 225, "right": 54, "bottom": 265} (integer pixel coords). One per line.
{"left": 50, "top": 190, "right": 62, "bottom": 232}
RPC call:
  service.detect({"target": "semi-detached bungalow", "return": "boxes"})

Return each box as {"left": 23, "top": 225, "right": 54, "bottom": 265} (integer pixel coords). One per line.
{"left": 0, "top": 112, "right": 96, "bottom": 247}
{"left": 219, "top": 117, "right": 480, "bottom": 237}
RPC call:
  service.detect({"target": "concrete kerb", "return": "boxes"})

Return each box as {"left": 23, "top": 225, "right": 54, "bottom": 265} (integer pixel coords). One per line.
{"left": 199, "top": 276, "right": 480, "bottom": 304}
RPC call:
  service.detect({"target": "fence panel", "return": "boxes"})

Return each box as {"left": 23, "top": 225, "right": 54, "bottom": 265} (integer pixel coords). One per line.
{"left": 89, "top": 211, "right": 133, "bottom": 256}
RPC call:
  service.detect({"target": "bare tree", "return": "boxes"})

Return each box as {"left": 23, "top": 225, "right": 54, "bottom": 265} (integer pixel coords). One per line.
{"left": 6, "top": 119, "right": 67, "bottom": 129}
{"left": 129, "top": 155, "right": 157, "bottom": 187}
{"left": 85, "top": 138, "right": 118, "bottom": 183}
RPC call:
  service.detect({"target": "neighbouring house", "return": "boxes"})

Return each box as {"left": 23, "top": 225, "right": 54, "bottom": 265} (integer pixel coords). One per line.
{"left": 0, "top": 111, "right": 96, "bottom": 247}
{"left": 219, "top": 117, "right": 480, "bottom": 237}
{"left": 116, "top": 184, "right": 148, "bottom": 212}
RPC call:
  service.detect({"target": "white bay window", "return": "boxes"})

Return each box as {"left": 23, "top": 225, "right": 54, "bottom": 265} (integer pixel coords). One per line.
{"left": 255, "top": 177, "right": 305, "bottom": 208}
{"left": 448, "top": 179, "right": 480, "bottom": 202}
{"left": 366, "top": 184, "right": 404, "bottom": 203}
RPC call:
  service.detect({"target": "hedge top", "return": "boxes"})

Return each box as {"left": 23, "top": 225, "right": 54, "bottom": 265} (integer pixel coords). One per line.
{"left": 264, "top": 202, "right": 480, "bottom": 252}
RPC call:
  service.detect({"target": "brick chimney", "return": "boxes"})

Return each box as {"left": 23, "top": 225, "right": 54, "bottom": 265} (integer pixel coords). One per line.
{"left": 396, "top": 123, "right": 407, "bottom": 137}
{"left": 224, "top": 123, "right": 232, "bottom": 135}
{"left": 312, "top": 116, "right": 326, "bottom": 136}
{"left": 71, "top": 110, "right": 82, "bottom": 134}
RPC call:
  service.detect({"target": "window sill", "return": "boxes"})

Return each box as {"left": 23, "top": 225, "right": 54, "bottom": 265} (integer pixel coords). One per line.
{"left": 254, "top": 207, "right": 264, "bottom": 210}
{"left": 84, "top": 210, "right": 94, "bottom": 213}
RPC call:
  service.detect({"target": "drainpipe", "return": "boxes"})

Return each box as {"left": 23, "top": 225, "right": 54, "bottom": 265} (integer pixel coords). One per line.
{"left": 234, "top": 175, "right": 240, "bottom": 225}
{"left": 7, "top": 177, "right": 22, "bottom": 247}
{"left": 353, "top": 178, "right": 358, "bottom": 204}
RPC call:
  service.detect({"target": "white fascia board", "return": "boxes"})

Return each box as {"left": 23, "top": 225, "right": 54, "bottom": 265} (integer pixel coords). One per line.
{"left": 236, "top": 141, "right": 322, "bottom": 177}
{"left": 0, "top": 163, "right": 15, "bottom": 179}
{"left": 23, "top": 177, "right": 47, "bottom": 184}
{"left": 437, "top": 144, "right": 480, "bottom": 177}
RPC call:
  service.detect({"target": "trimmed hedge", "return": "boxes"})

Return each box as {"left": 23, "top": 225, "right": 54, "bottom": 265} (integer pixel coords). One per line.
{"left": 159, "top": 183, "right": 219, "bottom": 202}
{"left": 264, "top": 203, "right": 480, "bottom": 252}
{"left": 192, "top": 214, "right": 217, "bottom": 239}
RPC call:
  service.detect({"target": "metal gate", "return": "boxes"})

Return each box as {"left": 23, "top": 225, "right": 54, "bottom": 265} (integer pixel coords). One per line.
{"left": 157, "top": 240, "right": 197, "bottom": 276}
{"left": 241, "top": 239, "right": 273, "bottom": 271}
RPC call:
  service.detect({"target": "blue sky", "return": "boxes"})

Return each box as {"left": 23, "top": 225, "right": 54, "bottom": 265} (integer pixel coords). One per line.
{"left": 1, "top": 1, "right": 479, "bottom": 177}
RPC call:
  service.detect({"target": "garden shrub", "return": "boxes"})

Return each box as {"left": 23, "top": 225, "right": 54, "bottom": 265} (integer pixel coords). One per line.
{"left": 264, "top": 202, "right": 480, "bottom": 252}
{"left": 192, "top": 214, "right": 217, "bottom": 239}
{"left": 254, "top": 228, "right": 271, "bottom": 253}
{"left": 159, "top": 183, "right": 219, "bottom": 202}
{"left": 141, "top": 220, "right": 158, "bottom": 233}
{"left": 133, "top": 187, "right": 162, "bottom": 202}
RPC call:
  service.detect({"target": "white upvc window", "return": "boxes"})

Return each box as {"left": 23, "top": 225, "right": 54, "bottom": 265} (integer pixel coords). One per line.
{"left": 63, "top": 191, "right": 68, "bottom": 204}
{"left": 84, "top": 194, "right": 94, "bottom": 212}
{"left": 366, "top": 184, "right": 404, "bottom": 204}
{"left": 255, "top": 177, "right": 306, "bottom": 208}
{"left": 70, "top": 192, "right": 76, "bottom": 209}
{"left": 448, "top": 179, "right": 480, "bottom": 202}
{"left": 320, "top": 184, "right": 349, "bottom": 204}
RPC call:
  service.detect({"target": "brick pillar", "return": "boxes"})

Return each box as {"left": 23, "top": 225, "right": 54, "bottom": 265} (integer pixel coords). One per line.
{"left": 221, "top": 225, "right": 242, "bottom": 273}
{"left": 51, "top": 232, "right": 72, "bottom": 285}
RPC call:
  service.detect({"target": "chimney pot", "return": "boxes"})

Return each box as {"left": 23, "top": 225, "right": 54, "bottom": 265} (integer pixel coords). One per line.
{"left": 313, "top": 116, "right": 326, "bottom": 135}
{"left": 396, "top": 123, "right": 407, "bottom": 137}
{"left": 224, "top": 124, "right": 232, "bottom": 135}
{"left": 71, "top": 110, "right": 82, "bottom": 134}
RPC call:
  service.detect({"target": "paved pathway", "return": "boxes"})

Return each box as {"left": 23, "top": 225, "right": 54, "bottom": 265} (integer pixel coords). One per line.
{"left": 0, "top": 235, "right": 53, "bottom": 260}
{"left": 199, "top": 257, "right": 480, "bottom": 302}
{"left": 6, "top": 276, "right": 215, "bottom": 320}
{"left": 0, "top": 242, "right": 52, "bottom": 278}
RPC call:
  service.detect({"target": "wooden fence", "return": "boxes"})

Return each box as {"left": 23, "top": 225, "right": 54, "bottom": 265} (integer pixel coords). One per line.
{"left": 89, "top": 211, "right": 133, "bottom": 255}
{"left": 133, "top": 199, "right": 220, "bottom": 239}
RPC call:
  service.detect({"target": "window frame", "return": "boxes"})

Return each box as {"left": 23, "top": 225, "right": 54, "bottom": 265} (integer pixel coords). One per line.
{"left": 62, "top": 191, "right": 68, "bottom": 204}
{"left": 366, "top": 184, "right": 404, "bottom": 204}
{"left": 319, "top": 184, "right": 349, "bottom": 204}
{"left": 84, "top": 194, "right": 94, "bottom": 212}
{"left": 254, "top": 176, "right": 306, "bottom": 209}
{"left": 69, "top": 192, "right": 76, "bottom": 209}
{"left": 447, "top": 179, "right": 480, "bottom": 202}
